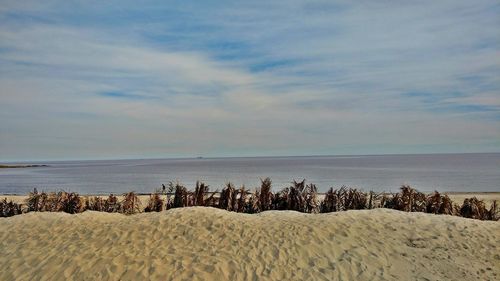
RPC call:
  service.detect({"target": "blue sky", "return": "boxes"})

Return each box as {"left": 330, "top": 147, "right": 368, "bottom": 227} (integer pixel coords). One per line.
{"left": 1, "top": 0, "right": 499, "bottom": 161}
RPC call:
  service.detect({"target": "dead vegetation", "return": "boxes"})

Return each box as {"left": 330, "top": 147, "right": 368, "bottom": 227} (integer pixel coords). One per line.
{"left": 25, "top": 190, "right": 85, "bottom": 214}
{"left": 259, "top": 178, "right": 273, "bottom": 211}
{"left": 426, "top": 191, "right": 455, "bottom": 215}
{"left": 273, "top": 188, "right": 289, "bottom": 210}
{"left": 343, "top": 187, "right": 368, "bottom": 210}
{"left": 246, "top": 190, "right": 261, "bottom": 214}
{"left": 383, "top": 185, "right": 427, "bottom": 212}
{"left": 121, "top": 192, "right": 141, "bottom": 214}
{"left": 174, "top": 183, "right": 189, "bottom": 208}
{"left": 62, "top": 192, "right": 86, "bottom": 214}
{"left": 144, "top": 193, "right": 163, "bottom": 212}
{"left": 219, "top": 183, "right": 238, "bottom": 211}
{"left": 104, "top": 194, "right": 121, "bottom": 212}
{"left": 459, "top": 197, "right": 498, "bottom": 220}
{"left": 87, "top": 196, "right": 105, "bottom": 212}
{"left": 488, "top": 200, "right": 499, "bottom": 220}
{"left": 194, "top": 181, "right": 210, "bottom": 206}
{"left": 237, "top": 186, "right": 248, "bottom": 213}
{"left": 271, "top": 180, "right": 319, "bottom": 213}
{"left": 320, "top": 186, "right": 367, "bottom": 212}
{"left": 1, "top": 198, "right": 22, "bottom": 217}
{"left": 26, "top": 189, "right": 47, "bottom": 212}
{"left": 1, "top": 181, "right": 496, "bottom": 221}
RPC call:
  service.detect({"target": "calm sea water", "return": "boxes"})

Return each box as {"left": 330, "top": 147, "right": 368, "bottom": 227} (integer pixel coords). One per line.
{"left": 1, "top": 153, "right": 499, "bottom": 195}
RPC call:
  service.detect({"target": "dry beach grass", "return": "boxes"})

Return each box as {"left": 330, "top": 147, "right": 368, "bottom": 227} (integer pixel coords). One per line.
{"left": 1, "top": 179, "right": 498, "bottom": 220}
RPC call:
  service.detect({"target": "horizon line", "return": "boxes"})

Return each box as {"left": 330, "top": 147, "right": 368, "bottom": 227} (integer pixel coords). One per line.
{"left": 3, "top": 151, "right": 500, "bottom": 164}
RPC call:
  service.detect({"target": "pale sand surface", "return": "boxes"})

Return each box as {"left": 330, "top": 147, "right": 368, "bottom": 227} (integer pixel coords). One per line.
{"left": 1, "top": 208, "right": 499, "bottom": 281}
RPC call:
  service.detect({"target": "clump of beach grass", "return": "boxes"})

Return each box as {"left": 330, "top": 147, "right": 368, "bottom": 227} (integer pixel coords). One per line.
{"left": 258, "top": 177, "right": 273, "bottom": 211}
{"left": 59, "top": 192, "right": 86, "bottom": 214}
{"left": 320, "top": 187, "right": 341, "bottom": 213}
{"left": 320, "top": 186, "right": 367, "bottom": 212}
{"left": 193, "top": 181, "right": 209, "bottom": 206}
{"left": 121, "top": 192, "right": 141, "bottom": 214}
{"left": 383, "top": 185, "right": 426, "bottom": 212}
{"left": 488, "top": 200, "right": 498, "bottom": 220}
{"left": 219, "top": 183, "right": 238, "bottom": 211}
{"left": 305, "top": 183, "right": 319, "bottom": 213}
{"left": 426, "top": 191, "right": 455, "bottom": 215}
{"left": 144, "top": 193, "right": 163, "bottom": 212}
{"left": 191, "top": 181, "right": 218, "bottom": 207}
{"left": 87, "top": 196, "right": 105, "bottom": 212}
{"left": 25, "top": 191, "right": 85, "bottom": 214}
{"left": 288, "top": 180, "right": 306, "bottom": 212}
{"left": 343, "top": 187, "right": 367, "bottom": 210}
{"left": 26, "top": 189, "right": 48, "bottom": 212}
{"left": 273, "top": 187, "right": 289, "bottom": 210}
{"left": 459, "top": 197, "right": 490, "bottom": 220}
{"left": 277, "top": 180, "right": 319, "bottom": 213}
{"left": 104, "top": 194, "right": 121, "bottom": 212}
{"left": 169, "top": 183, "right": 190, "bottom": 209}
{"left": 0, "top": 198, "right": 22, "bottom": 217}
{"left": 237, "top": 186, "right": 248, "bottom": 213}
{"left": 246, "top": 189, "right": 261, "bottom": 214}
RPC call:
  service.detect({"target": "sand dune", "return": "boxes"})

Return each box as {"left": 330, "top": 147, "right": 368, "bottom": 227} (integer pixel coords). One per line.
{"left": 0, "top": 208, "right": 498, "bottom": 280}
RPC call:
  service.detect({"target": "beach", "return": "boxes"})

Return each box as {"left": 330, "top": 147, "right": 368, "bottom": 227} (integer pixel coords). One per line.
{"left": 2, "top": 0, "right": 499, "bottom": 280}
{"left": 0, "top": 204, "right": 499, "bottom": 280}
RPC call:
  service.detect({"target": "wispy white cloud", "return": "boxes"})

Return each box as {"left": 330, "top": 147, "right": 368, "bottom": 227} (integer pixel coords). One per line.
{"left": 0, "top": 0, "right": 499, "bottom": 160}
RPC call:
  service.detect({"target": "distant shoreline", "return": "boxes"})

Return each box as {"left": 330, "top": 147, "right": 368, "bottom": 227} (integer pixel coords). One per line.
{"left": 0, "top": 164, "right": 48, "bottom": 169}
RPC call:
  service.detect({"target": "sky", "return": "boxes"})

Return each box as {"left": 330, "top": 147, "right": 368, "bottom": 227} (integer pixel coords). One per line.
{"left": 0, "top": 0, "right": 499, "bottom": 161}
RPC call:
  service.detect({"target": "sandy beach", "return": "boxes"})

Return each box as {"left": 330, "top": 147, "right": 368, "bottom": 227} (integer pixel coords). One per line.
{"left": 2, "top": 0, "right": 499, "bottom": 279}
{"left": 0, "top": 207, "right": 498, "bottom": 281}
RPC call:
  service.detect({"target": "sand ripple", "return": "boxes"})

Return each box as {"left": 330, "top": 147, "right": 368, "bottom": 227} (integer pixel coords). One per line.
{"left": 0, "top": 208, "right": 498, "bottom": 280}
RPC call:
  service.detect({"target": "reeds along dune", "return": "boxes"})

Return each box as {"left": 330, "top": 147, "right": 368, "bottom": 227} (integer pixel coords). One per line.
{"left": 1, "top": 178, "right": 498, "bottom": 220}
{"left": 0, "top": 207, "right": 498, "bottom": 281}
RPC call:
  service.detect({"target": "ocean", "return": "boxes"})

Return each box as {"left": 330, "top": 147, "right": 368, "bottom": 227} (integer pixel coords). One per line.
{"left": 1, "top": 153, "right": 499, "bottom": 195}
